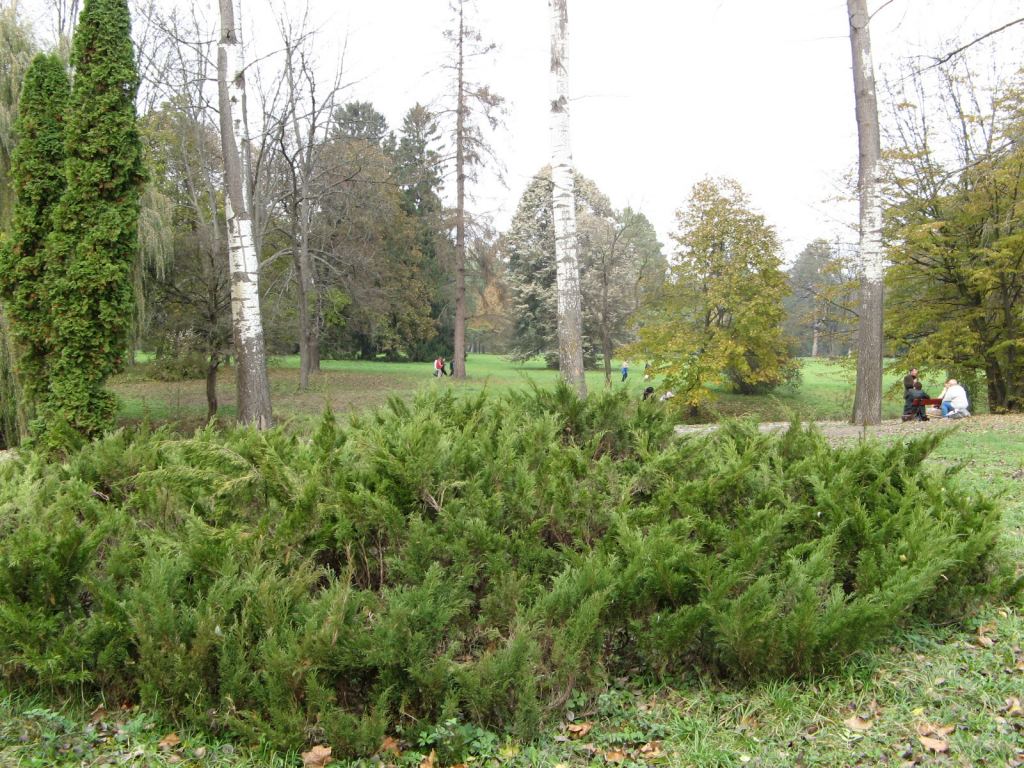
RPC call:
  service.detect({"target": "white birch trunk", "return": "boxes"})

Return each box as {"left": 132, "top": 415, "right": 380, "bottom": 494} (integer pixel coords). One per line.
{"left": 218, "top": 0, "right": 272, "bottom": 428}
{"left": 549, "top": 0, "right": 586, "bottom": 396}
{"left": 848, "top": 0, "right": 884, "bottom": 425}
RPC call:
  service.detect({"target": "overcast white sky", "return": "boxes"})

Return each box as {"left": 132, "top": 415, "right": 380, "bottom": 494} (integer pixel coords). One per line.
{"left": 12, "top": 0, "right": 1024, "bottom": 261}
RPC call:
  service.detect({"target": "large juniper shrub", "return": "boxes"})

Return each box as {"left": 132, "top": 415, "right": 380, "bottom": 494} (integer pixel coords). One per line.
{"left": 0, "top": 384, "right": 1016, "bottom": 754}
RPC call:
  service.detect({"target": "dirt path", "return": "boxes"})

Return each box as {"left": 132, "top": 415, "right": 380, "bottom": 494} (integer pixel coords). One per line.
{"left": 676, "top": 413, "right": 1023, "bottom": 443}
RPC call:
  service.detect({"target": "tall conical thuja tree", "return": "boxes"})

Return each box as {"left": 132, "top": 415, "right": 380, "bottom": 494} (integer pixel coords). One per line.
{"left": 0, "top": 53, "right": 69, "bottom": 444}
{"left": 43, "top": 0, "right": 144, "bottom": 440}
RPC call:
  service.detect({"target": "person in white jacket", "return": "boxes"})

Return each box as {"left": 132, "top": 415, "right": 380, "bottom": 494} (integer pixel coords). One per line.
{"left": 939, "top": 379, "right": 970, "bottom": 418}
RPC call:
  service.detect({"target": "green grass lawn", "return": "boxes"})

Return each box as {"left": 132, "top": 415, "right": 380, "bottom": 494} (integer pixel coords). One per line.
{"left": 4, "top": 358, "right": 1021, "bottom": 767}
{"left": 111, "top": 355, "right": 948, "bottom": 430}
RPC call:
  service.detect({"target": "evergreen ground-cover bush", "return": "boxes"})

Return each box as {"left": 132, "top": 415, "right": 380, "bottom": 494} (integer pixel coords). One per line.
{"left": 0, "top": 385, "right": 1016, "bottom": 756}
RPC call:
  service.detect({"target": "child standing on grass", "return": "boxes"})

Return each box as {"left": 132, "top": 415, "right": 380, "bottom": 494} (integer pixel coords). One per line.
{"left": 621, "top": 361, "right": 629, "bottom": 382}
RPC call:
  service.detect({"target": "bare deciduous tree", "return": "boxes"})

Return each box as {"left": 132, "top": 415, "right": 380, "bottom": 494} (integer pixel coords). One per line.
{"left": 266, "top": 7, "right": 347, "bottom": 390}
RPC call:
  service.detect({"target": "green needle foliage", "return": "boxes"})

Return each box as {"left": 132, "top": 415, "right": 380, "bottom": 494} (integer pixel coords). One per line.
{"left": 41, "top": 0, "right": 143, "bottom": 444}
{"left": 0, "top": 54, "right": 69, "bottom": 408}
{"left": 0, "top": 386, "right": 1016, "bottom": 756}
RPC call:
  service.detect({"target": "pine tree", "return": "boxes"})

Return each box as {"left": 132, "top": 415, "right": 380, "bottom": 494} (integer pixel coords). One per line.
{"left": 0, "top": 54, "right": 69, "bottom": 412}
{"left": 43, "top": 0, "right": 144, "bottom": 440}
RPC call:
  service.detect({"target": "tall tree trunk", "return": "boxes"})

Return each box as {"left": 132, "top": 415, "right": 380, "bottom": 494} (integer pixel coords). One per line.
{"left": 218, "top": 0, "right": 272, "bottom": 428}
{"left": 811, "top": 320, "right": 820, "bottom": 358}
{"left": 283, "top": 44, "right": 321, "bottom": 391}
{"left": 296, "top": 245, "right": 319, "bottom": 390}
{"left": 549, "top": 0, "right": 586, "bottom": 397}
{"left": 452, "top": 1, "right": 467, "bottom": 380}
{"left": 848, "top": 0, "right": 884, "bottom": 426}
{"left": 206, "top": 353, "right": 219, "bottom": 421}
{"left": 601, "top": 266, "right": 611, "bottom": 387}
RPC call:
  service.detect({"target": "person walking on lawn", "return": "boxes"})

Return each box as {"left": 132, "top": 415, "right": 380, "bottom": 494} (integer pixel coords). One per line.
{"left": 621, "top": 360, "right": 629, "bottom": 382}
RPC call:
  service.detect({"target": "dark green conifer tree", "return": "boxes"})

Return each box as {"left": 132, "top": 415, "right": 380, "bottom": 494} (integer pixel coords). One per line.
{"left": 43, "top": 0, "right": 143, "bottom": 440}
{"left": 0, "top": 54, "right": 69, "bottom": 418}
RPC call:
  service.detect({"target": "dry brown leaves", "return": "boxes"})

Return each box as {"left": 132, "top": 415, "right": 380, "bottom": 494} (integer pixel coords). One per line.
{"left": 843, "top": 715, "right": 874, "bottom": 732}
{"left": 566, "top": 721, "right": 593, "bottom": 739}
{"left": 915, "top": 722, "right": 954, "bottom": 754}
{"left": 157, "top": 732, "right": 181, "bottom": 750}
{"left": 976, "top": 623, "right": 998, "bottom": 649}
{"left": 301, "top": 744, "right": 333, "bottom": 767}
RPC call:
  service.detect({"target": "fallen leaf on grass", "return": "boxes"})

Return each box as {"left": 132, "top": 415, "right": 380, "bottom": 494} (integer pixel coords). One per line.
{"left": 158, "top": 733, "right": 181, "bottom": 750}
{"left": 301, "top": 744, "right": 333, "bottom": 767}
{"left": 916, "top": 722, "right": 954, "bottom": 738}
{"left": 418, "top": 748, "right": 436, "bottom": 768}
{"left": 976, "top": 623, "right": 997, "bottom": 648}
{"left": 604, "top": 748, "right": 627, "bottom": 763}
{"left": 89, "top": 705, "right": 107, "bottom": 725}
{"left": 567, "top": 721, "right": 593, "bottom": 738}
{"left": 1004, "top": 697, "right": 1024, "bottom": 717}
{"left": 738, "top": 713, "right": 759, "bottom": 731}
{"left": 843, "top": 715, "right": 874, "bottom": 732}
{"left": 378, "top": 736, "right": 402, "bottom": 755}
{"left": 915, "top": 722, "right": 954, "bottom": 754}
{"left": 918, "top": 735, "right": 948, "bottom": 753}
{"left": 639, "top": 740, "right": 664, "bottom": 759}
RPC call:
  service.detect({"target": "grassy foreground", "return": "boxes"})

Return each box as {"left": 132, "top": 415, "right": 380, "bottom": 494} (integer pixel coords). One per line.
{"left": 3, "top": 364, "right": 1021, "bottom": 767}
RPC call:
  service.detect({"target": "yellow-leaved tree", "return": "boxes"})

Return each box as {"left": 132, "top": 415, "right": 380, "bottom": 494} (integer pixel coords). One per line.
{"left": 627, "top": 177, "right": 797, "bottom": 406}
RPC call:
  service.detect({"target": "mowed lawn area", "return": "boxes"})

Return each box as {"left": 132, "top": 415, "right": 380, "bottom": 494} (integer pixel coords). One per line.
{"left": 111, "top": 355, "right": 939, "bottom": 429}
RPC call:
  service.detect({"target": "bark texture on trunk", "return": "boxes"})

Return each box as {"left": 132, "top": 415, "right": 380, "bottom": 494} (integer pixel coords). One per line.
{"left": 848, "top": 0, "right": 884, "bottom": 426}
{"left": 549, "top": 0, "right": 587, "bottom": 397}
{"left": 206, "top": 355, "right": 219, "bottom": 421}
{"left": 218, "top": 0, "right": 272, "bottom": 428}
{"left": 452, "top": 1, "right": 467, "bottom": 380}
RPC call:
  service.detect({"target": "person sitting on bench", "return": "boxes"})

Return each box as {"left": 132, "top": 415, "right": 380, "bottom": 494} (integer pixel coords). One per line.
{"left": 902, "top": 378, "right": 930, "bottom": 421}
{"left": 938, "top": 378, "right": 970, "bottom": 418}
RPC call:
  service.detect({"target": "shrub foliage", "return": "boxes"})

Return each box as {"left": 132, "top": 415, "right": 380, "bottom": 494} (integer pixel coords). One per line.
{"left": 0, "top": 54, "right": 69, "bottom": 407}
{"left": 0, "top": 385, "right": 1014, "bottom": 754}
{"left": 41, "top": 0, "right": 144, "bottom": 442}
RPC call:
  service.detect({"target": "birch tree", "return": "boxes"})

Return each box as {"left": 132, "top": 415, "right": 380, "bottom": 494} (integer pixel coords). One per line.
{"left": 217, "top": 0, "right": 272, "bottom": 428}
{"left": 549, "top": 0, "right": 586, "bottom": 396}
{"left": 847, "top": 0, "right": 884, "bottom": 425}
